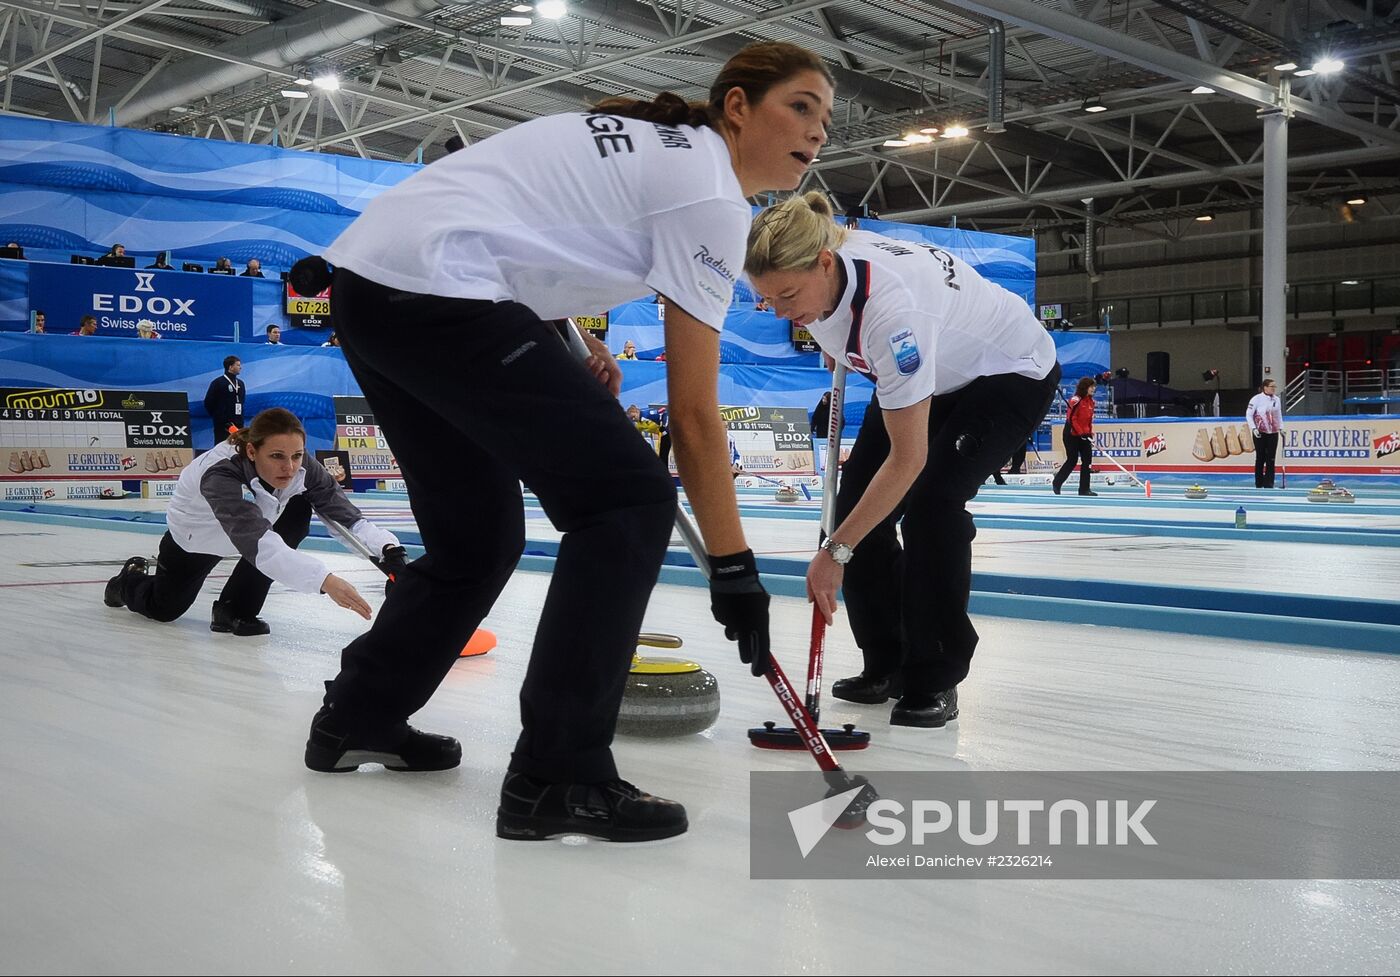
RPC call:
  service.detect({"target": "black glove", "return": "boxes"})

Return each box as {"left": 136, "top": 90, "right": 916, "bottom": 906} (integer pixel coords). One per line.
{"left": 377, "top": 544, "right": 409, "bottom": 596}
{"left": 708, "top": 549, "right": 771, "bottom": 676}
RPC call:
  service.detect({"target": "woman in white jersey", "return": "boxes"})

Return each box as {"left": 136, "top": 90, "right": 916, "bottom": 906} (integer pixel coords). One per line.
{"left": 745, "top": 193, "right": 1060, "bottom": 729}
{"left": 303, "top": 43, "right": 834, "bottom": 843}
{"left": 1245, "top": 378, "right": 1283, "bottom": 488}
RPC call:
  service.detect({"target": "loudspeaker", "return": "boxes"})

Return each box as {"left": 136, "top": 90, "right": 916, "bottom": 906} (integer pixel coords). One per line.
{"left": 1146, "top": 350, "right": 1170, "bottom": 384}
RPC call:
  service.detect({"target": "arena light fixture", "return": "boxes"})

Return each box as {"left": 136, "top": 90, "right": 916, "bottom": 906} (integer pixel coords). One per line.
{"left": 919, "top": 126, "right": 940, "bottom": 135}
{"left": 1313, "top": 56, "right": 1345, "bottom": 75}
{"left": 500, "top": 15, "right": 532, "bottom": 25}
{"left": 1082, "top": 97, "right": 1107, "bottom": 113}
{"left": 293, "top": 76, "right": 313, "bottom": 86}
{"left": 904, "top": 132, "right": 933, "bottom": 144}
{"left": 312, "top": 72, "right": 340, "bottom": 91}
{"left": 1294, "top": 67, "right": 1317, "bottom": 77}
{"left": 882, "top": 138, "right": 912, "bottom": 148}
{"left": 1346, "top": 196, "right": 1367, "bottom": 206}
{"left": 281, "top": 89, "right": 309, "bottom": 99}
{"left": 511, "top": 3, "right": 533, "bottom": 10}
{"left": 1273, "top": 61, "right": 1299, "bottom": 72}
{"left": 536, "top": 0, "right": 568, "bottom": 18}
{"left": 1191, "top": 85, "right": 1215, "bottom": 94}
{"left": 942, "top": 124, "right": 969, "bottom": 138}
{"left": 1195, "top": 213, "right": 1214, "bottom": 222}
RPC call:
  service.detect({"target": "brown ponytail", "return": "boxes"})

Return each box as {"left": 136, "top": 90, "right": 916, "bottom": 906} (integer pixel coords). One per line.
{"left": 227, "top": 407, "right": 305, "bottom": 459}
{"left": 591, "top": 91, "right": 712, "bottom": 127}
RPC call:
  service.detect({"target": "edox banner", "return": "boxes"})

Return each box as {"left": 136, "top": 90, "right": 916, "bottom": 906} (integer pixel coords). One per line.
{"left": 28, "top": 263, "right": 250, "bottom": 342}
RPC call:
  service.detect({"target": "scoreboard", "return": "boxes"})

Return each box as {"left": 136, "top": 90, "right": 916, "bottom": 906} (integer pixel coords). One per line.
{"left": 0, "top": 387, "right": 192, "bottom": 480}
{"left": 333, "top": 396, "right": 399, "bottom": 478}
{"left": 719, "top": 405, "right": 815, "bottom": 476}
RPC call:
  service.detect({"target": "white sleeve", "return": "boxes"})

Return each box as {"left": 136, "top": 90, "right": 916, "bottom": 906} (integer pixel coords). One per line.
{"left": 350, "top": 517, "right": 399, "bottom": 555}
{"left": 642, "top": 199, "right": 749, "bottom": 331}
{"left": 1245, "top": 398, "right": 1258, "bottom": 429}
{"left": 865, "top": 304, "right": 936, "bottom": 411}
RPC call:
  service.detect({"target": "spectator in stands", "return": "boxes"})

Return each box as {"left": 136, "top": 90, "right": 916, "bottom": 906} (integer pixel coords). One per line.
{"left": 136, "top": 318, "right": 161, "bottom": 340}
{"left": 147, "top": 251, "right": 174, "bottom": 270}
{"left": 241, "top": 258, "right": 265, "bottom": 278}
{"left": 321, "top": 332, "right": 340, "bottom": 348}
{"left": 1053, "top": 377, "right": 1097, "bottom": 496}
{"left": 212, "top": 257, "right": 236, "bottom": 275}
{"left": 3, "top": 241, "right": 23, "bottom": 258}
{"left": 617, "top": 340, "right": 637, "bottom": 360}
{"left": 1246, "top": 378, "right": 1283, "bottom": 489}
{"left": 102, "top": 407, "right": 400, "bottom": 638}
{"left": 266, "top": 325, "right": 283, "bottom": 345}
{"left": 110, "top": 244, "right": 126, "bottom": 258}
{"left": 31, "top": 310, "right": 45, "bottom": 334}
{"left": 203, "top": 355, "right": 246, "bottom": 445}
{"left": 73, "top": 315, "right": 98, "bottom": 336}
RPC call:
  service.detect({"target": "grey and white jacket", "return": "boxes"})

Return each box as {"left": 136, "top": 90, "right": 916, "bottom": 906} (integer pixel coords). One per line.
{"left": 165, "top": 441, "right": 398, "bottom": 595}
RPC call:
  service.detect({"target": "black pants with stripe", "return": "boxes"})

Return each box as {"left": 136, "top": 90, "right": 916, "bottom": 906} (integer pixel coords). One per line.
{"left": 836, "top": 364, "right": 1060, "bottom": 694}
{"left": 323, "top": 270, "right": 677, "bottom": 784}
{"left": 1254, "top": 431, "right": 1279, "bottom": 487}
{"left": 1054, "top": 432, "right": 1094, "bottom": 495}
{"left": 125, "top": 496, "right": 312, "bottom": 622}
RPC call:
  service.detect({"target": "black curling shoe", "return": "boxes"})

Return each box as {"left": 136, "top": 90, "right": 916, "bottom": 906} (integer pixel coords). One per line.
{"left": 304, "top": 705, "right": 462, "bottom": 772}
{"left": 831, "top": 672, "right": 904, "bottom": 704}
{"left": 890, "top": 687, "right": 960, "bottom": 728}
{"left": 103, "top": 556, "right": 149, "bottom": 608}
{"left": 209, "top": 599, "right": 270, "bottom": 636}
{"left": 496, "top": 772, "right": 688, "bottom": 842}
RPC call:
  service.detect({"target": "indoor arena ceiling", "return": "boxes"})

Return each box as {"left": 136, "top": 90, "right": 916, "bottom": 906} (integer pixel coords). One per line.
{"left": 2, "top": 0, "right": 1399, "bottom": 237}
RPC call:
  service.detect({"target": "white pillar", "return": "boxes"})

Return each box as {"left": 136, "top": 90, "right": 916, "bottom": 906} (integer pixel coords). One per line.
{"left": 1261, "top": 82, "right": 1289, "bottom": 404}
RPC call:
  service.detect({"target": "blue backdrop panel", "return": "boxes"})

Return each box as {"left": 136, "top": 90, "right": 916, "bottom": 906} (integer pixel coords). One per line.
{"left": 614, "top": 360, "right": 874, "bottom": 433}
{"left": 1052, "top": 332, "right": 1111, "bottom": 380}
{"left": 0, "top": 334, "right": 359, "bottom": 450}
{"left": 28, "top": 263, "right": 249, "bottom": 341}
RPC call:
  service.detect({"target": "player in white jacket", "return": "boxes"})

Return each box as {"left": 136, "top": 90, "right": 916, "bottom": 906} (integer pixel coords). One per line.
{"left": 745, "top": 192, "right": 1060, "bottom": 729}
{"left": 104, "top": 407, "right": 402, "bottom": 636}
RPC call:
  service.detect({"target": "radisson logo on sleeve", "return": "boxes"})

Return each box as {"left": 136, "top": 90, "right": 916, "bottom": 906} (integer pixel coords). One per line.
{"left": 693, "top": 245, "right": 736, "bottom": 283}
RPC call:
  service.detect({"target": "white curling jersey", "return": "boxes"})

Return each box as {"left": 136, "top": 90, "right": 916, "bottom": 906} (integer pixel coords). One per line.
{"left": 803, "top": 230, "right": 1056, "bottom": 408}
{"left": 323, "top": 112, "right": 749, "bottom": 330}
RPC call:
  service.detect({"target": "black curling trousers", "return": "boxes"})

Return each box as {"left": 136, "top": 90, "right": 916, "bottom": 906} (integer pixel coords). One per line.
{"left": 126, "top": 496, "right": 312, "bottom": 622}
{"left": 836, "top": 364, "right": 1060, "bottom": 694}
{"left": 1055, "top": 432, "right": 1094, "bottom": 495}
{"left": 324, "top": 270, "right": 677, "bottom": 784}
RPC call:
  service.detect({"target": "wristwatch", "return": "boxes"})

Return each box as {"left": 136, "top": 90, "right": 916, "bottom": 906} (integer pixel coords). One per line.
{"left": 820, "top": 537, "right": 855, "bottom": 565}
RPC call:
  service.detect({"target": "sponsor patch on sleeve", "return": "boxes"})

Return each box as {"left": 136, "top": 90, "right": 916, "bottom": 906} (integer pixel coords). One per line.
{"left": 888, "top": 329, "right": 922, "bottom": 376}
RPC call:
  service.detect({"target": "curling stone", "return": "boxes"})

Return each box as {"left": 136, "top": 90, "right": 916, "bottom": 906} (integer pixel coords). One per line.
{"left": 617, "top": 633, "right": 720, "bottom": 737}
{"left": 774, "top": 483, "right": 800, "bottom": 503}
{"left": 1330, "top": 486, "right": 1356, "bottom": 503}
{"left": 1184, "top": 485, "right": 1209, "bottom": 499}
{"left": 1307, "top": 486, "right": 1332, "bottom": 503}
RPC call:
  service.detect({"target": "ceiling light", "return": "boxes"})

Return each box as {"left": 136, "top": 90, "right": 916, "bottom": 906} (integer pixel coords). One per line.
{"left": 1347, "top": 196, "right": 1367, "bottom": 206}
{"left": 918, "top": 126, "right": 940, "bottom": 135}
{"left": 500, "top": 15, "right": 532, "bottom": 25}
{"left": 1082, "top": 98, "right": 1108, "bottom": 113}
{"left": 311, "top": 73, "right": 340, "bottom": 91}
{"left": 1191, "top": 85, "right": 1214, "bottom": 95}
{"left": 536, "top": 0, "right": 567, "bottom": 18}
{"left": 511, "top": 3, "right": 533, "bottom": 10}
{"left": 942, "top": 124, "right": 969, "bottom": 138}
{"left": 905, "top": 132, "right": 933, "bottom": 144}
{"left": 280, "top": 89, "right": 309, "bottom": 99}
{"left": 1272, "top": 61, "right": 1298, "bottom": 72}
{"left": 882, "top": 139, "right": 911, "bottom": 148}
{"left": 1313, "top": 56, "right": 1344, "bottom": 75}
{"left": 1195, "top": 213, "right": 1214, "bottom": 222}
{"left": 1340, "top": 279, "right": 1362, "bottom": 286}
{"left": 1293, "top": 67, "right": 1316, "bottom": 77}
{"left": 171, "top": 105, "right": 190, "bottom": 113}
{"left": 293, "top": 76, "right": 313, "bottom": 86}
